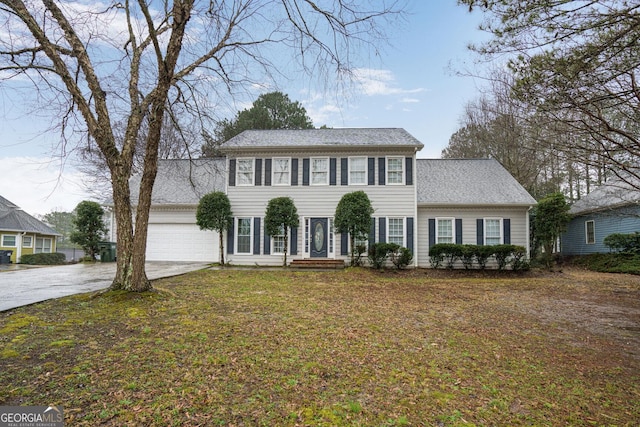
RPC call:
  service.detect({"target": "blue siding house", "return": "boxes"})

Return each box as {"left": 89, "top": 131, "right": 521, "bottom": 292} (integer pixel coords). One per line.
{"left": 562, "top": 179, "right": 640, "bottom": 255}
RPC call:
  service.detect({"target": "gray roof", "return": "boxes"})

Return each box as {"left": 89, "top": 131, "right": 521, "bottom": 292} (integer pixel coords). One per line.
{"left": 0, "top": 195, "right": 61, "bottom": 235}
{"left": 222, "top": 128, "right": 424, "bottom": 151}
{"left": 569, "top": 177, "right": 640, "bottom": 215}
{"left": 416, "top": 159, "right": 537, "bottom": 206}
{"left": 130, "top": 159, "right": 226, "bottom": 205}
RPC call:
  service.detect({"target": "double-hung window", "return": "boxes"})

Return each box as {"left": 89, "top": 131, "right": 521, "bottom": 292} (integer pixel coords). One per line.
{"left": 22, "top": 235, "right": 33, "bottom": 247}
{"left": 349, "top": 157, "right": 366, "bottom": 185}
{"left": 387, "top": 157, "right": 404, "bottom": 184}
{"left": 311, "top": 158, "right": 329, "bottom": 185}
{"left": 272, "top": 225, "right": 286, "bottom": 254}
{"left": 273, "top": 158, "right": 290, "bottom": 186}
{"left": 585, "top": 220, "right": 595, "bottom": 244}
{"left": 436, "top": 218, "right": 454, "bottom": 244}
{"left": 484, "top": 218, "right": 502, "bottom": 245}
{"left": 388, "top": 218, "right": 405, "bottom": 246}
{"left": 236, "top": 218, "right": 252, "bottom": 254}
{"left": 236, "top": 159, "right": 254, "bottom": 186}
{"left": 35, "top": 237, "right": 52, "bottom": 253}
{"left": 1, "top": 235, "right": 16, "bottom": 247}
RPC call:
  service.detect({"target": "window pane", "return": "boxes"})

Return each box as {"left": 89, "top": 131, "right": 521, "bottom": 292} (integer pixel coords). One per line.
{"left": 437, "top": 219, "right": 453, "bottom": 244}
{"left": 237, "top": 218, "right": 251, "bottom": 253}
{"left": 388, "top": 218, "right": 404, "bottom": 246}
{"left": 387, "top": 158, "right": 403, "bottom": 184}
{"left": 2, "top": 235, "right": 16, "bottom": 247}
{"left": 350, "top": 157, "right": 366, "bottom": 184}
{"left": 311, "top": 158, "right": 328, "bottom": 184}
{"left": 485, "top": 219, "right": 501, "bottom": 245}
{"left": 274, "top": 158, "right": 290, "bottom": 185}
{"left": 22, "top": 236, "right": 32, "bottom": 247}
{"left": 237, "top": 159, "right": 254, "bottom": 185}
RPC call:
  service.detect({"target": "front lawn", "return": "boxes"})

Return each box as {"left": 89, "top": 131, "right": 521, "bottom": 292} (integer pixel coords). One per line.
{"left": 1, "top": 268, "right": 638, "bottom": 426}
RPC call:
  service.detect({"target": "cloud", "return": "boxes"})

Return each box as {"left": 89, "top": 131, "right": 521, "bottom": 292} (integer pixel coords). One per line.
{"left": 352, "top": 68, "right": 425, "bottom": 97}
{"left": 0, "top": 157, "right": 93, "bottom": 217}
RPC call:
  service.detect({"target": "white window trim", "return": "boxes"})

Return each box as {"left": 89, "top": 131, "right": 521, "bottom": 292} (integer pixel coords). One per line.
{"left": 1, "top": 234, "right": 17, "bottom": 247}
{"left": 386, "top": 156, "right": 405, "bottom": 185}
{"left": 35, "top": 237, "right": 52, "bottom": 253}
{"left": 435, "top": 217, "right": 455, "bottom": 244}
{"left": 348, "top": 156, "right": 367, "bottom": 186}
{"left": 236, "top": 158, "right": 255, "bottom": 187}
{"left": 484, "top": 217, "right": 504, "bottom": 246}
{"left": 272, "top": 157, "right": 291, "bottom": 186}
{"left": 585, "top": 220, "right": 595, "bottom": 245}
{"left": 386, "top": 217, "right": 406, "bottom": 247}
{"left": 310, "top": 157, "right": 330, "bottom": 186}
{"left": 302, "top": 217, "right": 335, "bottom": 258}
{"left": 22, "top": 235, "right": 33, "bottom": 248}
{"left": 235, "top": 217, "right": 253, "bottom": 255}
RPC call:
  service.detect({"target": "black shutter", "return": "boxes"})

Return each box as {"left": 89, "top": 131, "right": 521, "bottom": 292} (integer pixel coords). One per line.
{"left": 264, "top": 159, "right": 272, "bottom": 186}
{"left": 227, "top": 218, "right": 235, "bottom": 254}
{"left": 253, "top": 217, "right": 261, "bottom": 255}
{"left": 428, "top": 218, "right": 435, "bottom": 249}
{"left": 405, "top": 157, "right": 413, "bottom": 185}
{"left": 378, "top": 217, "right": 386, "bottom": 243}
{"left": 504, "top": 219, "right": 511, "bottom": 244}
{"left": 229, "top": 159, "right": 236, "bottom": 187}
{"left": 302, "top": 158, "right": 310, "bottom": 186}
{"left": 255, "top": 159, "right": 262, "bottom": 186}
{"left": 455, "top": 218, "right": 463, "bottom": 244}
{"left": 369, "top": 217, "right": 376, "bottom": 244}
{"left": 330, "top": 158, "right": 337, "bottom": 186}
{"left": 378, "top": 158, "right": 386, "bottom": 185}
{"left": 290, "top": 226, "right": 298, "bottom": 255}
{"left": 291, "top": 159, "right": 299, "bottom": 186}
{"left": 368, "top": 158, "right": 375, "bottom": 185}
{"left": 341, "top": 158, "right": 348, "bottom": 185}
{"left": 407, "top": 217, "right": 414, "bottom": 254}
{"left": 341, "top": 233, "right": 348, "bottom": 255}
{"left": 263, "top": 224, "right": 271, "bottom": 255}
{"left": 477, "top": 219, "right": 484, "bottom": 245}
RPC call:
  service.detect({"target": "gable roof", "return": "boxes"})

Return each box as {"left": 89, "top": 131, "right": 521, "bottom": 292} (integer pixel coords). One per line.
{"left": 129, "top": 159, "right": 226, "bottom": 206}
{"left": 222, "top": 128, "right": 424, "bottom": 152}
{"left": 416, "top": 159, "right": 537, "bottom": 206}
{"left": 0, "top": 195, "right": 61, "bottom": 235}
{"left": 569, "top": 177, "right": 640, "bottom": 215}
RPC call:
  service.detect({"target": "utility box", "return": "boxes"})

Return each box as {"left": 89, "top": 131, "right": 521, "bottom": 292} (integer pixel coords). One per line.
{"left": 98, "top": 242, "right": 116, "bottom": 262}
{"left": 0, "top": 250, "right": 12, "bottom": 264}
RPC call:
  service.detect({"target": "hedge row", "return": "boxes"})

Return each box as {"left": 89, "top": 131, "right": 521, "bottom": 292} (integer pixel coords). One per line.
{"left": 604, "top": 232, "right": 640, "bottom": 254}
{"left": 429, "top": 243, "right": 528, "bottom": 271}
{"left": 368, "top": 242, "right": 413, "bottom": 270}
{"left": 20, "top": 252, "right": 66, "bottom": 265}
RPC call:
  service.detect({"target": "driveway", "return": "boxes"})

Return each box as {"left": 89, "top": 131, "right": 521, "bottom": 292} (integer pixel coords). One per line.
{"left": 0, "top": 262, "right": 210, "bottom": 312}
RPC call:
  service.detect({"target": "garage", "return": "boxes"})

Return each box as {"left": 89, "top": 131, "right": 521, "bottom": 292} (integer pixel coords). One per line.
{"left": 146, "top": 223, "right": 219, "bottom": 262}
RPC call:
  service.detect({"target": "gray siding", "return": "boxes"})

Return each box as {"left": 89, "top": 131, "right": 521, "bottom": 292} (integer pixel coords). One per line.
{"left": 417, "top": 206, "right": 531, "bottom": 268}
{"left": 561, "top": 205, "right": 640, "bottom": 255}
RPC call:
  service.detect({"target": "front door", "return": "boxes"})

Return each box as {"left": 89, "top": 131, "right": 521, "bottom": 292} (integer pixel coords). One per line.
{"left": 310, "top": 218, "right": 328, "bottom": 258}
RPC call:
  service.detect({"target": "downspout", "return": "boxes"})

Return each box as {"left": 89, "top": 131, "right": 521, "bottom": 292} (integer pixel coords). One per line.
{"left": 526, "top": 206, "right": 533, "bottom": 259}
{"left": 413, "top": 148, "right": 419, "bottom": 268}
{"left": 16, "top": 232, "right": 25, "bottom": 263}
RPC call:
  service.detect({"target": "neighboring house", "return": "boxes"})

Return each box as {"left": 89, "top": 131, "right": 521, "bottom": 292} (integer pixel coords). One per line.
{"left": 0, "top": 195, "right": 60, "bottom": 263}
{"left": 122, "top": 128, "right": 536, "bottom": 267}
{"left": 561, "top": 179, "right": 640, "bottom": 255}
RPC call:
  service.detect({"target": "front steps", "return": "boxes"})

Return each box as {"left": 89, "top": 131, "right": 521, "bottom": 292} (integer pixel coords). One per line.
{"left": 289, "top": 259, "right": 346, "bottom": 269}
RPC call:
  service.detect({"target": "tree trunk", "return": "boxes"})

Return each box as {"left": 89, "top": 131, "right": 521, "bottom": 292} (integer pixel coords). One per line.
{"left": 283, "top": 228, "right": 288, "bottom": 267}
{"left": 219, "top": 230, "right": 225, "bottom": 265}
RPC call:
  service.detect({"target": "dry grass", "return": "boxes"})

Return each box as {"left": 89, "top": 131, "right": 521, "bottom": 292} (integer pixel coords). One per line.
{"left": 1, "top": 267, "right": 638, "bottom": 426}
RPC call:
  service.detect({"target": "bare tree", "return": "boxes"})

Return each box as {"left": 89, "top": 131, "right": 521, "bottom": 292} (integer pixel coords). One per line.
{"left": 0, "top": 0, "right": 404, "bottom": 291}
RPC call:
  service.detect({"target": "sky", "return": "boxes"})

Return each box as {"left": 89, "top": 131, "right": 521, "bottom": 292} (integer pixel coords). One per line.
{"left": 0, "top": 1, "right": 490, "bottom": 218}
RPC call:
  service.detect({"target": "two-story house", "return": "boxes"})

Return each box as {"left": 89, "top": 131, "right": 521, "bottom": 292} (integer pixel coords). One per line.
{"left": 125, "top": 128, "right": 536, "bottom": 267}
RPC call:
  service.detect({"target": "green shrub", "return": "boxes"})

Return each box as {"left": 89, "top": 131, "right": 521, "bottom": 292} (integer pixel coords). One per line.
{"left": 389, "top": 246, "right": 413, "bottom": 270}
{"left": 604, "top": 232, "right": 640, "bottom": 254}
{"left": 572, "top": 253, "right": 640, "bottom": 275}
{"left": 368, "top": 242, "right": 413, "bottom": 270}
{"left": 20, "top": 252, "right": 66, "bottom": 265}
{"left": 475, "top": 246, "right": 494, "bottom": 270}
{"left": 460, "top": 245, "right": 476, "bottom": 270}
{"left": 510, "top": 246, "right": 529, "bottom": 271}
{"left": 493, "top": 244, "right": 515, "bottom": 270}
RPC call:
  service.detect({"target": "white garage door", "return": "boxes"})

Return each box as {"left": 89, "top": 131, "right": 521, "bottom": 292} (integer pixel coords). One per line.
{"left": 146, "top": 223, "right": 219, "bottom": 262}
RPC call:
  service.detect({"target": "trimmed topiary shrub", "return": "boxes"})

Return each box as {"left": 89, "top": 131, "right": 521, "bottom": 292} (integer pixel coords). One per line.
{"left": 475, "top": 246, "right": 494, "bottom": 270}
{"left": 20, "top": 252, "right": 66, "bottom": 265}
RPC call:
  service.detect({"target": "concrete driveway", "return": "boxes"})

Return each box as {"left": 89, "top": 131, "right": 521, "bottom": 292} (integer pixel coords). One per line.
{"left": 0, "top": 262, "right": 210, "bottom": 312}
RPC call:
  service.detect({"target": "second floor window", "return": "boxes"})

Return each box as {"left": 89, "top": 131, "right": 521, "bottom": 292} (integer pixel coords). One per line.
{"left": 311, "top": 158, "right": 329, "bottom": 185}
{"left": 387, "top": 157, "right": 404, "bottom": 184}
{"left": 349, "top": 157, "right": 366, "bottom": 185}
{"left": 237, "top": 159, "right": 254, "bottom": 186}
{"left": 273, "top": 158, "right": 290, "bottom": 185}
